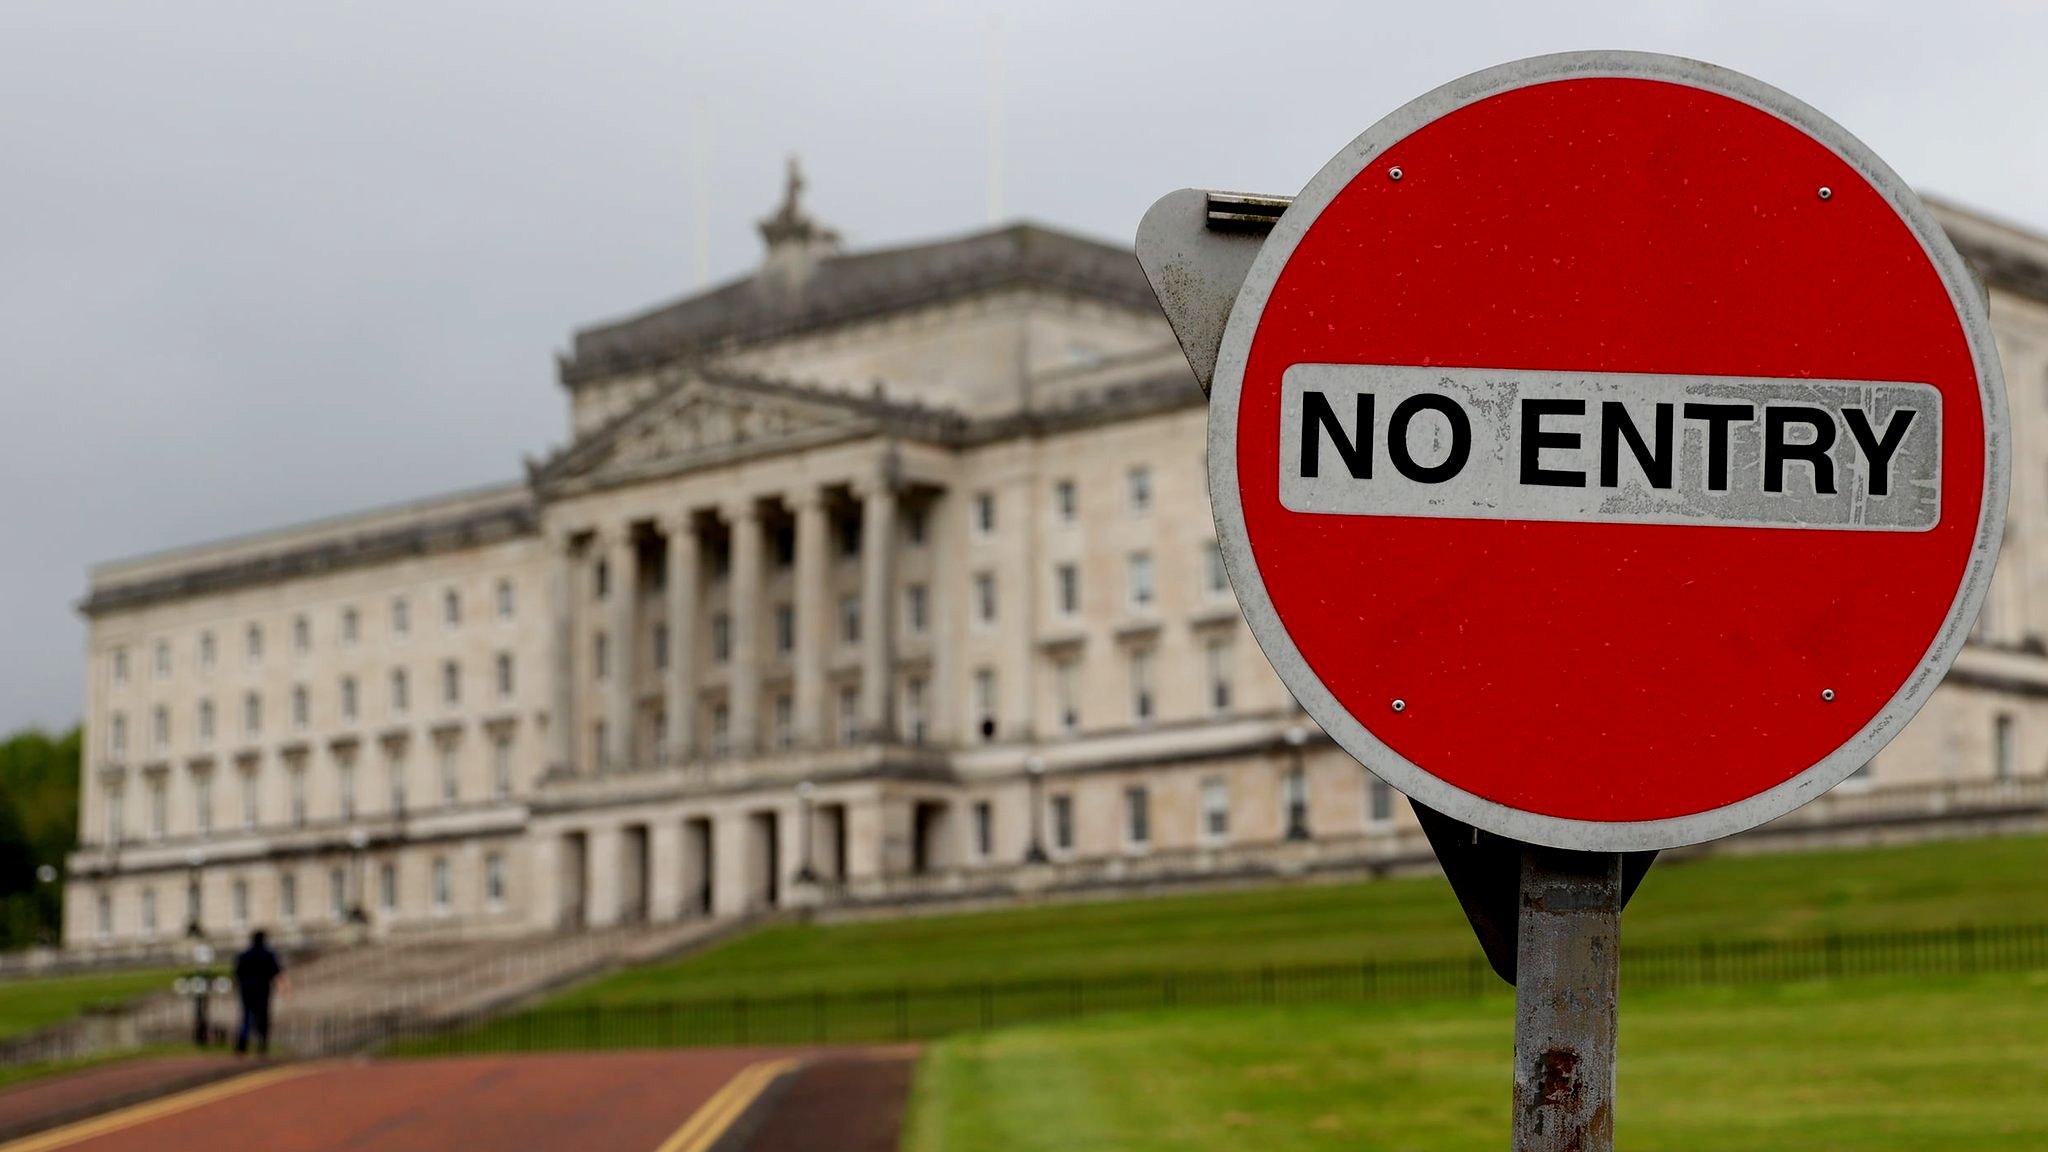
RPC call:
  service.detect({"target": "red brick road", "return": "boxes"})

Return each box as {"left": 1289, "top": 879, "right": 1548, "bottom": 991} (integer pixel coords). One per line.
{"left": 17, "top": 1050, "right": 790, "bottom": 1152}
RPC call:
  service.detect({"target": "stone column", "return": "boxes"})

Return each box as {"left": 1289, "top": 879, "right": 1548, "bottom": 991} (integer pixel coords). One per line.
{"left": 727, "top": 500, "right": 762, "bottom": 755}
{"left": 647, "top": 821, "right": 682, "bottom": 921}
{"left": 791, "top": 488, "right": 828, "bottom": 747}
{"left": 604, "top": 532, "right": 638, "bottom": 773}
{"left": 857, "top": 478, "right": 898, "bottom": 738}
{"left": 583, "top": 823, "right": 621, "bottom": 929}
{"left": 546, "top": 531, "right": 578, "bottom": 775}
{"left": 664, "top": 516, "right": 700, "bottom": 763}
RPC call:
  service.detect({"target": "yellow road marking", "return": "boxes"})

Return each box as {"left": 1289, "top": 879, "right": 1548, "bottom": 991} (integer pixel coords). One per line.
{"left": 0, "top": 1063, "right": 317, "bottom": 1152}
{"left": 651, "top": 1057, "right": 800, "bottom": 1152}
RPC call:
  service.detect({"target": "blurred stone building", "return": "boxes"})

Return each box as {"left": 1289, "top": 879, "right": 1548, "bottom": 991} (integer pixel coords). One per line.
{"left": 61, "top": 170, "right": 2048, "bottom": 949}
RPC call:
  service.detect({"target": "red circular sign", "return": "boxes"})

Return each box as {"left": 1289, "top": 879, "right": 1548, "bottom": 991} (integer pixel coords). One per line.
{"left": 1210, "top": 53, "right": 2007, "bottom": 850}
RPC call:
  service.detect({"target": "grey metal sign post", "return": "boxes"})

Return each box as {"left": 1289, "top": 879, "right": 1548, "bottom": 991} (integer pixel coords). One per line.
{"left": 1136, "top": 51, "right": 2005, "bottom": 1152}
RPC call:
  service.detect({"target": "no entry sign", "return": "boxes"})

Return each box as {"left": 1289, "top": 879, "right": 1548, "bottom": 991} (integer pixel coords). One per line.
{"left": 1208, "top": 52, "right": 2009, "bottom": 851}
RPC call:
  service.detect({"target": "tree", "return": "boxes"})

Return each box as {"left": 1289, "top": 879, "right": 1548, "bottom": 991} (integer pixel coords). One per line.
{"left": 0, "top": 727, "right": 81, "bottom": 947}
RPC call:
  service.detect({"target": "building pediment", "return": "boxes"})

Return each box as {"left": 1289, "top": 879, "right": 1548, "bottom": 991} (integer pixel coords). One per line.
{"left": 532, "top": 369, "right": 963, "bottom": 497}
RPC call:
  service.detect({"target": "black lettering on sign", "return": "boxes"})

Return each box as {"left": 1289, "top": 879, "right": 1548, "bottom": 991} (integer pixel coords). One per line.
{"left": 1277, "top": 365, "right": 1940, "bottom": 532}
{"left": 1386, "top": 394, "right": 1471, "bottom": 484}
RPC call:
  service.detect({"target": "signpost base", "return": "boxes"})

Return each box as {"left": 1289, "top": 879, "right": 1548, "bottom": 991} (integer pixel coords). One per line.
{"left": 1512, "top": 846, "right": 1622, "bottom": 1152}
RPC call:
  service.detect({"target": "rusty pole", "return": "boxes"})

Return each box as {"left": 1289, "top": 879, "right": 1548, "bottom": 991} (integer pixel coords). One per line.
{"left": 1512, "top": 846, "right": 1622, "bottom": 1152}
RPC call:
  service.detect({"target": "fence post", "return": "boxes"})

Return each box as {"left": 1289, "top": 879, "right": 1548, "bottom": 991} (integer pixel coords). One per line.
{"left": 1824, "top": 931, "right": 1843, "bottom": 980}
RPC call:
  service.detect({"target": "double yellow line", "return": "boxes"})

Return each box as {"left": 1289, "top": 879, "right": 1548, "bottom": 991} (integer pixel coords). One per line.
{"left": 651, "top": 1057, "right": 800, "bottom": 1152}
{"left": 0, "top": 1064, "right": 315, "bottom": 1152}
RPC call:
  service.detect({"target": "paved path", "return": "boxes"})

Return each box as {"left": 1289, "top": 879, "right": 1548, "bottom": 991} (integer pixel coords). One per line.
{"left": 0, "top": 1057, "right": 241, "bottom": 1144}
{"left": 0, "top": 1050, "right": 812, "bottom": 1152}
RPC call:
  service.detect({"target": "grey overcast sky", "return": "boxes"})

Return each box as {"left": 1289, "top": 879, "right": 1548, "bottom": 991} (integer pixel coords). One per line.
{"left": 2, "top": 1, "right": 2045, "bottom": 732}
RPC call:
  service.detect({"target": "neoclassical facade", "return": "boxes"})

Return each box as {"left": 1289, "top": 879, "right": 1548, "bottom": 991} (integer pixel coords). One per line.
{"left": 62, "top": 174, "right": 2048, "bottom": 949}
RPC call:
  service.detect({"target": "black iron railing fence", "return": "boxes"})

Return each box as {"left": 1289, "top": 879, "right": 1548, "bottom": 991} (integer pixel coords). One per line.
{"left": 382, "top": 921, "right": 2048, "bottom": 1056}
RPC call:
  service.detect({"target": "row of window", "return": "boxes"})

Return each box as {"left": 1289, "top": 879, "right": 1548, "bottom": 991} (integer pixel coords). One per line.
{"left": 958, "top": 769, "right": 1399, "bottom": 859}
{"left": 971, "top": 466, "right": 1159, "bottom": 538}
{"left": 107, "top": 655, "right": 519, "bottom": 757}
{"left": 108, "top": 581, "right": 519, "bottom": 687}
{"left": 102, "top": 730, "right": 519, "bottom": 844}
{"left": 94, "top": 853, "right": 506, "bottom": 940}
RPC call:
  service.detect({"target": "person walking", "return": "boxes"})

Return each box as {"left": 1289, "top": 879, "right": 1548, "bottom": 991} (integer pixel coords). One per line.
{"left": 233, "top": 929, "right": 285, "bottom": 1057}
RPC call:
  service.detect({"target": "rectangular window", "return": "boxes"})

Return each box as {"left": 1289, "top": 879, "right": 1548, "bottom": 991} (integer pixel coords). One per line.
{"left": 973, "top": 491, "right": 997, "bottom": 536}
{"left": 113, "top": 647, "right": 129, "bottom": 684}
{"left": 1283, "top": 768, "right": 1310, "bottom": 838}
{"left": 1130, "top": 649, "right": 1156, "bottom": 724}
{"left": 838, "top": 685, "right": 861, "bottom": 745}
{"left": 288, "top": 763, "right": 307, "bottom": 827}
{"left": 193, "top": 770, "right": 213, "bottom": 836}
{"left": 280, "top": 873, "right": 297, "bottom": 922}
{"left": 148, "top": 774, "right": 167, "bottom": 840}
{"left": 197, "top": 699, "right": 215, "bottom": 743}
{"left": 111, "top": 713, "right": 127, "bottom": 756}
{"left": 904, "top": 677, "right": 928, "bottom": 744}
{"left": 905, "top": 584, "right": 929, "bottom": 635}
{"left": 905, "top": 505, "right": 929, "bottom": 546}
{"left": 709, "top": 706, "right": 730, "bottom": 756}
{"left": 153, "top": 706, "right": 170, "bottom": 751}
{"left": 492, "top": 732, "right": 513, "bottom": 799}
{"left": 292, "top": 615, "right": 310, "bottom": 654}
{"left": 341, "top": 676, "right": 359, "bottom": 723}
{"left": 711, "top": 614, "right": 732, "bottom": 663}
{"left": 443, "top": 660, "right": 461, "bottom": 706}
{"left": 240, "top": 767, "right": 258, "bottom": 830}
{"left": 973, "top": 800, "right": 994, "bottom": 859}
{"left": 496, "top": 578, "right": 516, "bottom": 620}
{"left": 444, "top": 588, "right": 462, "bottom": 627}
{"left": 96, "top": 892, "right": 111, "bottom": 939}
{"left": 1996, "top": 713, "right": 2017, "bottom": 781}
{"left": 594, "top": 559, "right": 610, "bottom": 600}
{"left": 591, "top": 721, "right": 608, "bottom": 770}
{"left": 1205, "top": 640, "right": 1234, "bottom": 714}
{"left": 341, "top": 607, "right": 360, "bottom": 645}
{"left": 244, "top": 692, "right": 261, "bottom": 737}
{"left": 773, "top": 694, "right": 795, "bottom": 750}
{"left": 496, "top": 652, "right": 515, "bottom": 699}
{"left": 1050, "top": 794, "right": 1075, "bottom": 852}
{"left": 594, "top": 632, "right": 610, "bottom": 680}
{"left": 391, "top": 669, "right": 409, "bottom": 715}
{"left": 775, "top": 604, "right": 795, "bottom": 654}
{"left": 1055, "top": 661, "right": 1080, "bottom": 734}
{"left": 392, "top": 596, "right": 411, "bottom": 636}
{"left": 379, "top": 861, "right": 398, "bottom": 913}
{"left": 432, "top": 857, "right": 452, "bottom": 912}
{"left": 439, "top": 741, "right": 459, "bottom": 803}
{"left": 1125, "top": 785, "right": 1151, "bottom": 847}
{"left": 329, "top": 867, "right": 347, "bottom": 922}
{"left": 106, "top": 787, "right": 125, "bottom": 845}
{"left": 287, "top": 685, "right": 305, "bottom": 730}
{"left": 1201, "top": 776, "right": 1230, "bottom": 841}
{"left": 141, "top": 888, "right": 158, "bottom": 936}
{"left": 232, "top": 878, "right": 249, "bottom": 927}
{"left": 1054, "top": 479, "right": 1078, "bottom": 523}
{"left": 387, "top": 751, "right": 408, "bottom": 814}
{"left": 1204, "top": 540, "right": 1229, "bottom": 597}
{"left": 1367, "top": 772, "right": 1395, "bottom": 824}
{"left": 840, "top": 594, "right": 861, "bottom": 645}
{"left": 973, "top": 669, "right": 998, "bottom": 743}
{"left": 485, "top": 852, "right": 506, "bottom": 908}
{"left": 246, "top": 623, "right": 264, "bottom": 665}
{"left": 1127, "top": 465, "right": 1154, "bottom": 515}
{"left": 974, "top": 572, "right": 997, "bottom": 626}
{"left": 337, "top": 758, "right": 357, "bottom": 820}
{"left": 1127, "top": 553, "right": 1156, "bottom": 610}
{"left": 154, "top": 639, "right": 171, "bottom": 678}
{"left": 199, "top": 631, "right": 215, "bottom": 670}
{"left": 1055, "top": 563, "right": 1080, "bottom": 617}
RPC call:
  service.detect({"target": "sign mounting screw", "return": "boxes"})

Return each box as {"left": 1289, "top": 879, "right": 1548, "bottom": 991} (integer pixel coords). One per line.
{"left": 1388, "top": 166, "right": 1404, "bottom": 181}
{"left": 1391, "top": 698, "right": 1407, "bottom": 713}
{"left": 1821, "top": 688, "right": 1836, "bottom": 701}
{"left": 1817, "top": 186, "right": 1832, "bottom": 200}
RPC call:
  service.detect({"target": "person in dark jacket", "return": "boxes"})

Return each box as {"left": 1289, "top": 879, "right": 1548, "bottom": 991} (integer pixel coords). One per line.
{"left": 232, "top": 930, "right": 284, "bottom": 1056}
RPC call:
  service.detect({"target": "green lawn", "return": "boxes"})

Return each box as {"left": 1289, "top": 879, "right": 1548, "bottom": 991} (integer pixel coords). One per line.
{"left": 552, "top": 834, "right": 2048, "bottom": 1004}
{"left": 906, "top": 972, "right": 2048, "bottom": 1152}
{"left": 0, "top": 968, "right": 175, "bottom": 1041}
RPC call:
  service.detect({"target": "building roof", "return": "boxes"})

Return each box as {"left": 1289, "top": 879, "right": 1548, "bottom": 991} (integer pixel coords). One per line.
{"left": 560, "top": 221, "right": 1158, "bottom": 386}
